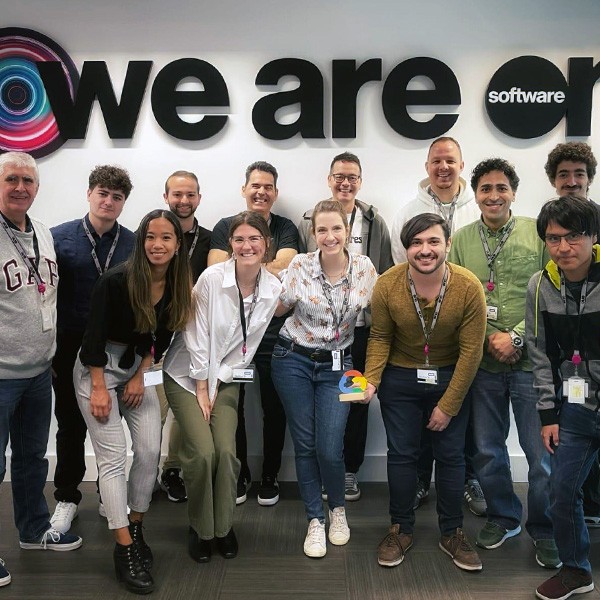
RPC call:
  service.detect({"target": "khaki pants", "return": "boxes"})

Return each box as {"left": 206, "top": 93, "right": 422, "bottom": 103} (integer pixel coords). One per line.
{"left": 163, "top": 374, "right": 240, "bottom": 539}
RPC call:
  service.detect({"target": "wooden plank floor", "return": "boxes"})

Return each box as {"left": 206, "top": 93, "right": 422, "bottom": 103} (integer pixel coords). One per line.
{"left": 1, "top": 482, "right": 599, "bottom": 599}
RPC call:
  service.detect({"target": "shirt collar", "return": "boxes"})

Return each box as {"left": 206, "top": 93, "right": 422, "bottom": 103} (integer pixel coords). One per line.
{"left": 309, "top": 249, "right": 351, "bottom": 281}
{"left": 84, "top": 213, "right": 119, "bottom": 238}
{"left": 222, "top": 257, "right": 275, "bottom": 299}
{"left": 1, "top": 211, "right": 32, "bottom": 232}
{"left": 480, "top": 213, "right": 514, "bottom": 236}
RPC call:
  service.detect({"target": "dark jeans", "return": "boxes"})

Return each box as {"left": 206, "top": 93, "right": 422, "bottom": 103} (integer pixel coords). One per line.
{"left": 343, "top": 326, "right": 369, "bottom": 474}
{"left": 52, "top": 329, "right": 88, "bottom": 504}
{"left": 417, "top": 403, "right": 477, "bottom": 484}
{"left": 379, "top": 365, "right": 470, "bottom": 536}
{"left": 0, "top": 368, "right": 53, "bottom": 542}
{"left": 582, "top": 455, "right": 600, "bottom": 516}
{"left": 235, "top": 328, "right": 287, "bottom": 481}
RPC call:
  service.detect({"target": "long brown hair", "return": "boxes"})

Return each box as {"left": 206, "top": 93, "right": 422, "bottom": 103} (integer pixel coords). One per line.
{"left": 126, "top": 210, "right": 192, "bottom": 332}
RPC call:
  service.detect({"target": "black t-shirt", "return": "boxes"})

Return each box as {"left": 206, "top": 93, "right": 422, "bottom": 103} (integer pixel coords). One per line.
{"left": 210, "top": 213, "right": 299, "bottom": 254}
{"left": 80, "top": 263, "right": 174, "bottom": 368}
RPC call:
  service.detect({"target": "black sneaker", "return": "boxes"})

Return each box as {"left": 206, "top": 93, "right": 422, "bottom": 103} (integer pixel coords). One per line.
{"left": 236, "top": 477, "right": 251, "bottom": 505}
{"left": 257, "top": 476, "right": 280, "bottom": 506}
{"left": 413, "top": 479, "right": 429, "bottom": 510}
{"left": 160, "top": 468, "right": 187, "bottom": 503}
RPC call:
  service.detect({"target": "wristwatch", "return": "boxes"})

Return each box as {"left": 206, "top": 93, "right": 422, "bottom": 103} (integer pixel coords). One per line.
{"left": 509, "top": 330, "right": 524, "bottom": 348}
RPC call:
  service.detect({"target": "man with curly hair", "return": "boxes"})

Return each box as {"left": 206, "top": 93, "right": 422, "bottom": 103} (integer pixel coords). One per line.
{"left": 49, "top": 165, "right": 136, "bottom": 534}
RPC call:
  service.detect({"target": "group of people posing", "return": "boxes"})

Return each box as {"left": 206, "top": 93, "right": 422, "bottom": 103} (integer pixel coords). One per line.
{"left": 0, "top": 138, "right": 598, "bottom": 600}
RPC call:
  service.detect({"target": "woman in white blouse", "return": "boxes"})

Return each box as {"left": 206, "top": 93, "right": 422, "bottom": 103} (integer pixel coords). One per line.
{"left": 271, "top": 200, "right": 377, "bottom": 558}
{"left": 163, "top": 211, "right": 281, "bottom": 563}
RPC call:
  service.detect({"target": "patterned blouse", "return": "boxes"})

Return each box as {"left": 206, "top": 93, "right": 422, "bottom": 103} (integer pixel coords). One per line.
{"left": 279, "top": 250, "right": 377, "bottom": 350}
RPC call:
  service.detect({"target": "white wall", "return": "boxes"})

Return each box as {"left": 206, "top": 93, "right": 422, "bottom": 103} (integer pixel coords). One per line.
{"left": 3, "top": 0, "right": 599, "bottom": 481}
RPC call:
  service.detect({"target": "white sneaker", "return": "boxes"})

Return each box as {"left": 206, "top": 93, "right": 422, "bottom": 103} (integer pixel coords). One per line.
{"left": 50, "top": 502, "right": 78, "bottom": 534}
{"left": 328, "top": 507, "right": 350, "bottom": 545}
{"left": 304, "top": 518, "right": 326, "bottom": 558}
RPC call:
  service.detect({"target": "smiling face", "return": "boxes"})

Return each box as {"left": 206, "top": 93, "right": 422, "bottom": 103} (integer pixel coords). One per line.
{"left": 475, "top": 170, "right": 515, "bottom": 230}
{"left": 327, "top": 160, "right": 362, "bottom": 209}
{"left": 553, "top": 160, "right": 591, "bottom": 198}
{"left": 241, "top": 169, "right": 278, "bottom": 219}
{"left": 425, "top": 140, "right": 464, "bottom": 197}
{"left": 87, "top": 185, "right": 126, "bottom": 225}
{"left": 0, "top": 164, "right": 39, "bottom": 227}
{"left": 144, "top": 217, "right": 180, "bottom": 269}
{"left": 230, "top": 223, "right": 267, "bottom": 268}
{"left": 312, "top": 210, "right": 349, "bottom": 257}
{"left": 164, "top": 175, "right": 201, "bottom": 220}
{"left": 406, "top": 224, "right": 450, "bottom": 276}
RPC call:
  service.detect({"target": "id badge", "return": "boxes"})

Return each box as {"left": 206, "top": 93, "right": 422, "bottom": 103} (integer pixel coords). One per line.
{"left": 486, "top": 305, "right": 498, "bottom": 321}
{"left": 41, "top": 305, "right": 53, "bottom": 332}
{"left": 143, "top": 366, "right": 163, "bottom": 387}
{"left": 564, "top": 376, "right": 587, "bottom": 404}
{"left": 232, "top": 363, "right": 256, "bottom": 383}
{"left": 417, "top": 366, "right": 438, "bottom": 385}
{"left": 331, "top": 350, "right": 342, "bottom": 372}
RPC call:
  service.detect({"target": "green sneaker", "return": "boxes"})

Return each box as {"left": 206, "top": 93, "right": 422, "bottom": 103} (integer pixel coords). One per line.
{"left": 476, "top": 522, "right": 521, "bottom": 549}
{"left": 535, "top": 539, "right": 562, "bottom": 569}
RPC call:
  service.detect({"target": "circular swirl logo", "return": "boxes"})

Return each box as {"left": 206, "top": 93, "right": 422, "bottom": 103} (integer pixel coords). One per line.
{"left": 0, "top": 27, "right": 78, "bottom": 158}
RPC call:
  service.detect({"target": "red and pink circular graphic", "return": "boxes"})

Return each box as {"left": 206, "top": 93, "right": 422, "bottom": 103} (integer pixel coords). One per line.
{"left": 0, "top": 27, "right": 78, "bottom": 158}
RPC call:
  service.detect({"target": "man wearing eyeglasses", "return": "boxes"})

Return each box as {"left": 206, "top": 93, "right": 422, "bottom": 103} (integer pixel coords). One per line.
{"left": 526, "top": 196, "right": 600, "bottom": 600}
{"left": 297, "top": 151, "right": 393, "bottom": 502}
{"left": 391, "top": 137, "right": 483, "bottom": 517}
{"left": 448, "top": 159, "right": 557, "bottom": 569}
{"left": 208, "top": 161, "right": 298, "bottom": 507}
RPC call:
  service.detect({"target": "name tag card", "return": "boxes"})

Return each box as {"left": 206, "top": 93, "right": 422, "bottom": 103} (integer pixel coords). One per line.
{"left": 564, "top": 377, "right": 587, "bottom": 404}
{"left": 417, "top": 367, "right": 438, "bottom": 385}
{"left": 143, "top": 367, "right": 163, "bottom": 387}
{"left": 486, "top": 306, "right": 498, "bottom": 321}
{"left": 331, "top": 350, "right": 342, "bottom": 371}
{"left": 232, "top": 364, "right": 255, "bottom": 383}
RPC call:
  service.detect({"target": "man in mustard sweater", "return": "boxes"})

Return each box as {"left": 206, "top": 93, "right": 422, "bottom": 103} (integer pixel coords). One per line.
{"left": 365, "top": 213, "right": 486, "bottom": 572}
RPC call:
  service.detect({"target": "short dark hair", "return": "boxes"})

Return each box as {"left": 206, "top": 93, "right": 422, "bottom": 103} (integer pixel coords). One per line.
{"left": 227, "top": 210, "right": 273, "bottom": 263}
{"left": 88, "top": 165, "right": 133, "bottom": 198}
{"left": 244, "top": 161, "right": 278, "bottom": 187}
{"left": 544, "top": 142, "right": 597, "bottom": 183}
{"left": 329, "top": 151, "right": 361, "bottom": 175}
{"left": 471, "top": 158, "right": 520, "bottom": 193}
{"left": 400, "top": 213, "right": 451, "bottom": 249}
{"left": 428, "top": 136, "right": 462, "bottom": 160}
{"left": 164, "top": 170, "right": 199, "bottom": 194}
{"left": 536, "top": 195, "right": 600, "bottom": 240}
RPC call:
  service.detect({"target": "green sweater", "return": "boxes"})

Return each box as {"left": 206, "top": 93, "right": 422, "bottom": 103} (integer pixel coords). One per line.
{"left": 365, "top": 262, "right": 486, "bottom": 416}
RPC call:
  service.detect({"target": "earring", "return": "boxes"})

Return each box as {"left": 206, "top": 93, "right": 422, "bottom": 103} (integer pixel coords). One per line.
{"left": 175, "top": 249, "right": 179, "bottom": 256}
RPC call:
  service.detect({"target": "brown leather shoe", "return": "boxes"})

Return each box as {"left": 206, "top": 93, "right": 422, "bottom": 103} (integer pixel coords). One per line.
{"left": 377, "top": 524, "right": 413, "bottom": 567}
{"left": 439, "top": 528, "right": 482, "bottom": 571}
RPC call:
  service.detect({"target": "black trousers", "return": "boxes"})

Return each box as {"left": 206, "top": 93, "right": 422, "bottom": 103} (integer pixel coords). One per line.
{"left": 52, "top": 330, "right": 87, "bottom": 504}
{"left": 343, "top": 326, "right": 370, "bottom": 474}
{"left": 236, "top": 328, "right": 287, "bottom": 481}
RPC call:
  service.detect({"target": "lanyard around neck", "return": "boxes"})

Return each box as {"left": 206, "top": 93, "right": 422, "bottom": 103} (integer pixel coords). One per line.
{"left": 478, "top": 218, "right": 515, "bottom": 291}
{"left": 187, "top": 225, "right": 201, "bottom": 258}
{"left": 0, "top": 212, "right": 46, "bottom": 295}
{"left": 319, "top": 256, "right": 353, "bottom": 344}
{"left": 237, "top": 270, "right": 260, "bottom": 357}
{"left": 82, "top": 218, "right": 120, "bottom": 276}
{"left": 408, "top": 266, "right": 449, "bottom": 365}
{"left": 429, "top": 188, "right": 458, "bottom": 232}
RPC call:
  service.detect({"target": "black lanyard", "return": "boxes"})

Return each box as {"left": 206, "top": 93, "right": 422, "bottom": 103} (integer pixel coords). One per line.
{"left": 428, "top": 188, "right": 458, "bottom": 232}
{"left": 478, "top": 219, "right": 515, "bottom": 291}
{"left": 150, "top": 293, "right": 168, "bottom": 365}
{"left": 348, "top": 206, "right": 357, "bottom": 238}
{"left": 408, "top": 266, "right": 449, "bottom": 365}
{"left": 0, "top": 212, "right": 46, "bottom": 295}
{"left": 236, "top": 271, "right": 260, "bottom": 357}
{"left": 82, "top": 218, "right": 120, "bottom": 276}
{"left": 319, "top": 258, "right": 353, "bottom": 344}
{"left": 187, "top": 225, "right": 201, "bottom": 258}
{"left": 560, "top": 273, "right": 588, "bottom": 369}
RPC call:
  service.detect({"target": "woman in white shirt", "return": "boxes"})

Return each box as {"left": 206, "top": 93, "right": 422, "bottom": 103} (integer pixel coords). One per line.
{"left": 271, "top": 200, "right": 377, "bottom": 558}
{"left": 163, "top": 211, "right": 281, "bottom": 563}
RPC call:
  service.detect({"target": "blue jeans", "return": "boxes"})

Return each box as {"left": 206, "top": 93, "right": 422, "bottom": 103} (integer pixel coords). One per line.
{"left": 378, "top": 365, "right": 470, "bottom": 536}
{"left": 0, "top": 368, "right": 52, "bottom": 542}
{"left": 271, "top": 344, "right": 351, "bottom": 522}
{"left": 470, "top": 369, "right": 552, "bottom": 539}
{"left": 551, "top": 402, "right": 600, "bottom": 574}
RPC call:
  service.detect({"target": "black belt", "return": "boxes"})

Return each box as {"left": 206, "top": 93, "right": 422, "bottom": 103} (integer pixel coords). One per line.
{"left": 277, "top": 336, "right": 350, "bottom": 363}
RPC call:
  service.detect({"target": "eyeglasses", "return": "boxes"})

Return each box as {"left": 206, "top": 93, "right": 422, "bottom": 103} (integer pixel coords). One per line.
{"left": 330, "top": 173, "right": 361, "bottom": 184}
{"left": 231, "top": 235, "right": 264, "bottom": 245}
{"left": 544, "top": 231, "right": 586, "bottom": 246}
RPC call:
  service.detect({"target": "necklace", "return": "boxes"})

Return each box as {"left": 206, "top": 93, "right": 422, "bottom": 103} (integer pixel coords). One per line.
{"left": 323, "top": 256, "right": 348, "bottom": 282}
